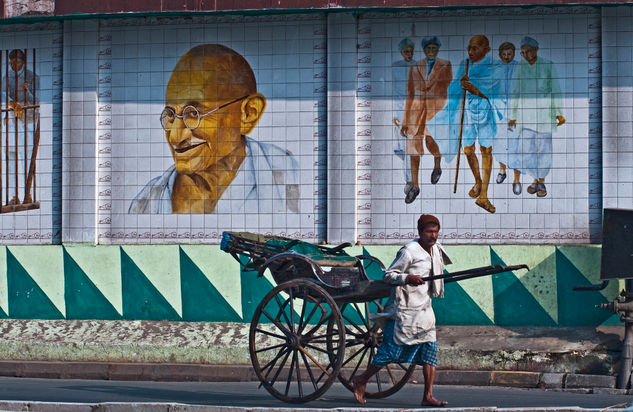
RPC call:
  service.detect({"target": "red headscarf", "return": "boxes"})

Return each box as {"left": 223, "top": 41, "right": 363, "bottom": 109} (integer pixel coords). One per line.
{"left": 417, "top": 214, "right": 440, "bottom": 232}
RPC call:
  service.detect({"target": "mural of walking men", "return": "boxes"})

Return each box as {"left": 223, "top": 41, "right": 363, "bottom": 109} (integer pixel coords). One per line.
{"left": 401, "top": 37, "right": 452, "bottom": 204}
{"left": 507, "top": 36, "right": 565, "bottom": 198}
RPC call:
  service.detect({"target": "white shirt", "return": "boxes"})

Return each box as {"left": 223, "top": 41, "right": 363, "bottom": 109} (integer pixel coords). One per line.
{"left": 378, "top": 240, "right": 451, "bottom": 345}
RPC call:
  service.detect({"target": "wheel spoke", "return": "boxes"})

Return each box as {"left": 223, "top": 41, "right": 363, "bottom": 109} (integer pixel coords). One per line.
{"left": 384, "top": 363, "right": 398, "bottom": 385}
{"left": 341, "top": 344, "right": 367, "bottom": 367}
{"left": 298, "top": 345, "right": 331, "bottom": 377}
{"left": 260, "top": 308, "right": 292, "bottom": 337}
{"left": 254, "top": 327, "right": 286, "bottom": 341}
{"left": 396, "top": 362, "right": 409, "bottom": 372}
{"left": 261, "top": 346, "right": 289, "bottom": 377}
{"left": 367, "top": 346, "right": 375, "bottom": 367}
{"left": 284, "top": 350, "right": 298, "bottom": 396}
{"left": 297, "top": 295, "right": 308, "bottom": 334}
{"left": 299, "top": 348, "right": 319, "bottom": 391}
{"left": 297, "top": 301, "right": 321, "bottom": 335}
{"left": 352, "top": 302, "right": 370, "bottom": 329}
{"left": 268, "top": 347, "right": 292, "bottom": 387}
{"left": 340, "top": 310, "right": 368, "bottom": 336}
{"left": 273, "top": 293, "right": 293, "bottom": 333}
{"left": 374, "top": 367, "right": 384, "bottom": 392}
{"left": 302, "top": 310, "right": 330, "bottom": 337}
{"left": 350, "top": 346, "right": 368, "bottom": 379}
{"left": 289, "top": 288, "right": 296, "bottom": 334}
{"left": 303, "top": 342, "right": 335, "bottom": 356}
{"left": 255, "top": 342, "right": 287, "bottom": 354}
{"left": 294, "top": 349, "right": 303, "bottom": 398}
{"left": 303, "top": 331, "right": 344, "bottom": 345}
{"left": 314, "top": 360, "right": 333, "bottom": 385}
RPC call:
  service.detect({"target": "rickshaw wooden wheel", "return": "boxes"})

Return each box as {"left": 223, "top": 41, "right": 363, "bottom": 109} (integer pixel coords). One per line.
{"left": 326, "top": 300, "right": 416, "bottom": 398}
{"left": 249, "top": 279, "right": 346, "bottom": 403}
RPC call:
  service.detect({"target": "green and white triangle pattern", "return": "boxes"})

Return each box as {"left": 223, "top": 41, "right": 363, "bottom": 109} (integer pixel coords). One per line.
{"left": 0, "top": 244, "right": 622, "bottom": 325}
{"left": 9, "top": 246, "right": 65, "bottom": 317}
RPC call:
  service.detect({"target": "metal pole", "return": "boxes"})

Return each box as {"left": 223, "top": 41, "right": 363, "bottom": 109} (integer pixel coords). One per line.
{"left": 5, "top": 50, "right": 9, "bottom": 205}
{"left": 24, "top": 48, "right": 38, "bottom": 205}
{"left": 22, "top": 49, "right": 27, "bottom": 203}
{"left": 619, "top": 279, "right": 633, "bottom": 389}
{"left": 13, "top": 50, "right": 18, "bottom": 204}
{"left": 32, "top": 48, "right": 36, "bottom": 201}
{"left": 600, "top": 280, "right": 633, "bottom": 389}
{"left": 0, "top": 50, "right": 3, "bottom": 209}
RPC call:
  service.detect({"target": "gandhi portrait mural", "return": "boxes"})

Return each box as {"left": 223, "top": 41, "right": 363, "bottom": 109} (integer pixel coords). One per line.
{"left": 129, "top": 44, "right": 300, "bottom": 214}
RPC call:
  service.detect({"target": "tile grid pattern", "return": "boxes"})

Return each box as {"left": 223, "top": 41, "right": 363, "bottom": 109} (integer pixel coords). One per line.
{"left": 51, "top": 28, "right": 63, "bottom": 243}
{"left": 587, "top": 17, "right": 602, "bottom": 242}
{"left": 96, "top": 21, "right": 113, "bottom": 242}
{"left": 602, "top": 7, "right": 633, "bottom": 213}
{"left": 356, "top": 21, "right": 373, "bottom": 238}
{"left": 0, "top": 8, "right": 630, "bottom": 244}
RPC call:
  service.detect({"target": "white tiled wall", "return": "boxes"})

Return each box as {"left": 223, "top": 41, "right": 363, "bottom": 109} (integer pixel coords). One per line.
{"left": 0, "top": 7, "right": 630, "bottom": 245}
{"left": 602, "top": 7, "right": 633, "bottom": 213}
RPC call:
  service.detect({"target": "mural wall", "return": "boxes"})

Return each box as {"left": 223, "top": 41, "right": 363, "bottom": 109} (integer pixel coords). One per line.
{"left": 0, "top": 22, "right": 62, "bottom": 243}
{"left": 0, "top": 7, "right": 628, "bottom": 323}
{"left": 53, "top": 7, "right": 621, "bottom": 245}
{"left": 0, "top": 7, "right": 624, "bottom": 245}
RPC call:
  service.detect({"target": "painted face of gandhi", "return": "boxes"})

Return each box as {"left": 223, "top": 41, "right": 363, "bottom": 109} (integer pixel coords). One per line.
{"left": 161, "top": 45, "right": 264, "bottom": 175}
{"left": 467, "top": 35, "right": 490, "bottom": 64}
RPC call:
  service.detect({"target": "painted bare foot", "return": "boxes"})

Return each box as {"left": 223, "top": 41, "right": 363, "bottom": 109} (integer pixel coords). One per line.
{"left": 422, "top": 397, "right": 448, "bottom": 407}
{"left": 352, "top": 376, "right": 367, "bottom": 404}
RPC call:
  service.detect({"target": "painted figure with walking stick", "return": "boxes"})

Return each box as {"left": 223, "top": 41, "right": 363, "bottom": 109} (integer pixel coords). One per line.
{"left": 450, "top": 35, "right": 503, "bottom": 213}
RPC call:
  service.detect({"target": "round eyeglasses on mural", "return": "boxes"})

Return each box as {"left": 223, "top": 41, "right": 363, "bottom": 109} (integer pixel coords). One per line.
{"left": 159, "top": 95, "right": 248, "bottom": 131}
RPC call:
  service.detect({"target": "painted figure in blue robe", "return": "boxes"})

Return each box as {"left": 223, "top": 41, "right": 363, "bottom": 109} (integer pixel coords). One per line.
{"left": 432, "top": 35, "right": 503, "bottom": 213}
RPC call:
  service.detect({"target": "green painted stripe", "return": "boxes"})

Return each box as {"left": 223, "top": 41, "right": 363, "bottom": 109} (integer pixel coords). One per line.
{"left": 7, "top": 250, "right": 63, "bottom": 320}
{"left": 121, "top": 249, "right": 181, "bottom": 321}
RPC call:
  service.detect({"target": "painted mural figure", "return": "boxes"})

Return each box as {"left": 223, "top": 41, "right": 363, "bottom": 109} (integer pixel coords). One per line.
{"left": 507, "top": 36, "right": 565, "bottom": 198}
{"left": 401, "top": 37, "right": 452, "bottom": 204}
{"left": 128, "top": 44, "right": 300, "bottom": 214}
{"left": 493, "top": 42, "right": 522, "bottom": 196}
{"left": 3, "top": 49, "right": 39, "bottom": 205}
{"left": 436, "top": 35, "right": 502, "bottom": 214}
{"left": 352, "top": 214, "right": 450, "bottom": 407}
{"left": 392, "top": 38, "right": 415, "bottom": 193}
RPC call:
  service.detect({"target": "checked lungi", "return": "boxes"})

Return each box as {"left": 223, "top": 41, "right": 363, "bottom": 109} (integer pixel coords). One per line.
{"left": 372, "top": 319, "right": 438, "bottom": 367}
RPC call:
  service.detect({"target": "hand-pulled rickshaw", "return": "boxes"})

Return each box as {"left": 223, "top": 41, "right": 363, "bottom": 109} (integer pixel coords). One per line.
{"left": 221, "top": 231, "right": 529, "bottom": 403}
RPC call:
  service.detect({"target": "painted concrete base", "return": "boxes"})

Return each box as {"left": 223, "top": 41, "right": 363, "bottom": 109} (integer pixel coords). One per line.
{"left": 0, "top": 320, "right": 623, "bottom": 376}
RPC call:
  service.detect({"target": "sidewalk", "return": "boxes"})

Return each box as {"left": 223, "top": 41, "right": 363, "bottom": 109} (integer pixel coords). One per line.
{"left": 0, "top": 319, "right": 624, "bottom": 392}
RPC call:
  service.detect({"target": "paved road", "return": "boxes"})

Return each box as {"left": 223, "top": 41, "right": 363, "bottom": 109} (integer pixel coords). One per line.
{"left": 0, "top": 377, "right": 629, "bottom": 410}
